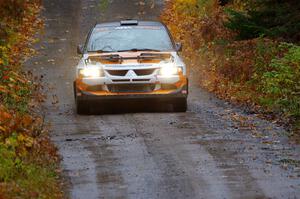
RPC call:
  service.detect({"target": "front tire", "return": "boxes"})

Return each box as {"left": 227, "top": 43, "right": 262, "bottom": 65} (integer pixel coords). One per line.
{"left": 74, "top": 82, "right": 90, "bottom": 115}
{"left": 173, "top": 98, "right": 187, "bottom": 112}
{"left": 76, "top": 98, "right": 90, "bottom": 115}
{"left": 73, "top": 81, "right": 77, "bottom": 100}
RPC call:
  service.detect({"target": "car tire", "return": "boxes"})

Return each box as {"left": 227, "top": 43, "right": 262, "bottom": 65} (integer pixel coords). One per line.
{"left": 76, "top": 99, "right": 90, "bottom": 115}
{"left": 73, "top": 81, "right": 77, "bottom": 100}
{"left": 74, "top": 82, "right": 90, "bottom": 115}
{"left": 173, "top": 98, "right": 187, "bottom": 112}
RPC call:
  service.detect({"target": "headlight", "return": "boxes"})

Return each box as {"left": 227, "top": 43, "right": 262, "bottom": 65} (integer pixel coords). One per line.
{"left": 79, "top": 68, "right": 102, "bottom": 77}
{"left": 159, "top": 63, "right": 179, "bottom": 76}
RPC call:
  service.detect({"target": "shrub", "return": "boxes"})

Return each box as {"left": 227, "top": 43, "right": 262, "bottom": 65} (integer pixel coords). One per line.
{"left": 257, "top": 43, "right": 300, "bottom": 117}
{"left": 0, "top": 1, "right": 62, "bottom": 198}
{"left": 225, "top": 0, "right": 300, "bottom": 42}
{"left": 162, "top": 0, "right": 300, "bottom": 136}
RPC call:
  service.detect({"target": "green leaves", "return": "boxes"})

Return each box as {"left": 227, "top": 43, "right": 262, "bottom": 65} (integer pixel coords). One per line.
{"left": 225, "top": 1, "right": 300, "bottom": 42}
{"left": 224, "top": 9, "right": 266, "bottom": 40}
{"left": 0, "top": 1, "right": 63, "bottom": 198}
{"left": 162, "top": 0, "right": 300, "bottom": 135}
{"left": 257, "top": 43, "right": 300, "bottom": 117}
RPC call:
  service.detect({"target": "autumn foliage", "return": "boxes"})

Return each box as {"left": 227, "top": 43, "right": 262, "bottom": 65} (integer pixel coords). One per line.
{"left": 161, "top": 0, "right": 300, "bottom": 138}
{"left": 0, "top": 1, "right": 62, "bottom": 198}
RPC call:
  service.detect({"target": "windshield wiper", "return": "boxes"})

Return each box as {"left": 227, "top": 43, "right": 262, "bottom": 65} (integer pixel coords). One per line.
{"left": 87, "top": 50, "right": 114, "bottom": 53}
{"left": 117, "top": 48, "right": 161, "bottom": 52}
{"left": 98, "top": 54, "right": 123, "bottom": 62}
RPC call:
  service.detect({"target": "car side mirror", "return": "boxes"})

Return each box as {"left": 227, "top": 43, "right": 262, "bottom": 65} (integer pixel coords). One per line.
{"left": 175, "top": 42, "right": 182, "bottom": 52}
{"left": 77, "top": 45, "right": 84, "bottom": 54}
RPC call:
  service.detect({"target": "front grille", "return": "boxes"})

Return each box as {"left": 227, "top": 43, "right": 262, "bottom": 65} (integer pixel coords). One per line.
{"left": 133, "top": 69, "right": 156, "bottom": 76}
{"left": 132, "top": 79, "right": 151, "bottom": 82}
{"left": 106, "top": 69, "right": 156, "bottom": 76}
{"left": 108, "top": 84, "right": 155, "bottom": 93}
{"left": 106, "top": 70, "right": 128, "bottom": 76}
{"left": 112, "top": 79, "right": 130, "bottom": 83}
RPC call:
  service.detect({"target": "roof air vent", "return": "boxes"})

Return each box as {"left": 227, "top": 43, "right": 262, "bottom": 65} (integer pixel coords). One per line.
{"left": 120, "top": 20, "right": 138, "bottom": 26}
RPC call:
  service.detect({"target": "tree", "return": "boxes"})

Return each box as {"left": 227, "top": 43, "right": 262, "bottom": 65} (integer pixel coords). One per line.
{"left": 225, "top": 0, "right": 300, "bottom": 42}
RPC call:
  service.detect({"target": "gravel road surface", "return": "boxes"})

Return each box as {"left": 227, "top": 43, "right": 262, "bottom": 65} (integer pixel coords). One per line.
{"left": 25, "top": 0, "right": 300, "bottom": 198}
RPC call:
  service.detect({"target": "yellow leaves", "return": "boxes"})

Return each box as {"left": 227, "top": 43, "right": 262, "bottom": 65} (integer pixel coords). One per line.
{"left": 161, "top": 0, "right": 254, "bottom": 104}
{"left": 21, "top": 115, "right": 33, "bottom": 128}
{"left": 0, "top": 107, "right": 11, "bottom": 134}
{"left": 0, "top": 106, "right": 12, "bottom": 122}
{"left": 17, "top": 134, "right": 34, "bottom": 148}
{"left": 0, "top": 125, "right": 6, "bottom": 132}
{"left": 2, "top": 133, "right": 34, "bottom": 159}
{"left": 0, "top": 0, "right": 42, "bottom": 151}
{"left": 10, "top": 71, "right": 28, "bottom": 84}
{"left": 0, "top": 85, "right": 9, "bottom": 93}
{"left": 176, "top": 0, "right": 197, "bottom": 4}
{"left": 0, "top": 2, "right": 62, "bottom": 198}
{"left": 0, "top": 109, "right": 36, "bottom": 158}
{"left": 0, "top": 104, "right": 37, "bottom": 139}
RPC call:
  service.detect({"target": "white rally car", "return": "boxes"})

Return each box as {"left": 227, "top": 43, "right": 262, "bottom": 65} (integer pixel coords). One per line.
{"left": 74, "top": 20, "right": 188, "bottom": 114}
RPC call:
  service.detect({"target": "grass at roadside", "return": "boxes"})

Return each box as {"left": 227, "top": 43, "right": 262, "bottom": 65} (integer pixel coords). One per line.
{"left": 0, "top": 1, "right": 63, "bottom": 198}
{"left": 161, "top": 0, "right": 300, "bottom": 141}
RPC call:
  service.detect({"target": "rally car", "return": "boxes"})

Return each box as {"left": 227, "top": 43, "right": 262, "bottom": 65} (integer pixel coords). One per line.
{"left": 74, "top": 20, "right": 188, "bottom": 114}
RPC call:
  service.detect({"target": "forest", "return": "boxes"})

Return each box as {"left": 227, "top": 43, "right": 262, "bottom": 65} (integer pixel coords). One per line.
{"left": 0, "top": 0, "right": 299, "bottom": 198}
{"left": 162, "top": 0, "right": 300, "bottom": 139}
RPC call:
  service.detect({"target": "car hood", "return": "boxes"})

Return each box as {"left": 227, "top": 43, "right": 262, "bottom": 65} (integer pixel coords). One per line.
{"left": 77, "top": 51, "right": 185, "bottom": 71}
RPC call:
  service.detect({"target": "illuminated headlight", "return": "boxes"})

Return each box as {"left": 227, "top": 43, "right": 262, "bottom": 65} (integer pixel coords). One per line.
{"left": 159, "top": 63, "right": 179, "bottom": 76}
{"left": 79, "top": 68, "right": 103, "bottom": 77}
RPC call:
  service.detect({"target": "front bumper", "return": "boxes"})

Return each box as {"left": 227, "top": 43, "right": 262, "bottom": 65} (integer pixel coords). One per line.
{"left": 77, "top": 87, "right": 188, "bottom": 101}
{"left": 75, "top": 78, "right": 188, "bottom": 102}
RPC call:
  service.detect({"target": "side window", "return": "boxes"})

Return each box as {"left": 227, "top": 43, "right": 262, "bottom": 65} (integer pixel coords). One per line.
{"left": 83, "top": 28, "right": 95, "bottom": 52}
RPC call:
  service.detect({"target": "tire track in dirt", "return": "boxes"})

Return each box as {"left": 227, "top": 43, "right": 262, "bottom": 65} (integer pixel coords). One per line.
{"left": 24, "top": 0, "right": 300, "bottom": 198}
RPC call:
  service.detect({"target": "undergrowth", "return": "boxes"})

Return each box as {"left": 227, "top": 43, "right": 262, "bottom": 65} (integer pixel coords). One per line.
{"left": 0, "top": 0, "right": 63, "bottom": 198}
{"left": 161, "top": 0, "right": 300, "bottom": 140}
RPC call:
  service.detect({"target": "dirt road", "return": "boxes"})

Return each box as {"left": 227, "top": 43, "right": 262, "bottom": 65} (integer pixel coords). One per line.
{"left": 25, "top": 0, "right": 300, "bottom": 198}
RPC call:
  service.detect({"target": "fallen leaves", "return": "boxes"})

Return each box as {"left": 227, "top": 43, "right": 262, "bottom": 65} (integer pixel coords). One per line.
{"left": 161, "top": 0, "right": 300, "bottom": 141}
{"left": 0, "top": 1, "right": 63, "bottom": 198}
{"left": 51, "top": 94, "right": 59, "bottom": 105}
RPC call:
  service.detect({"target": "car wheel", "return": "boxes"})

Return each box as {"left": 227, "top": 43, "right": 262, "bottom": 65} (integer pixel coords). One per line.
{"left": 73, "top": 81, "right": 77, "bottom": 100}
{"left": 173, "top": 98, "right": 187, "bottom": 112}
{"left": 76, "top": 99, "right": 90, "bottom": 115}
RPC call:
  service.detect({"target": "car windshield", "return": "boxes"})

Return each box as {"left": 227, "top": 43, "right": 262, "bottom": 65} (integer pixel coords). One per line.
{"left": 87, "top": 26, "right": 174, "bottom": 52}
